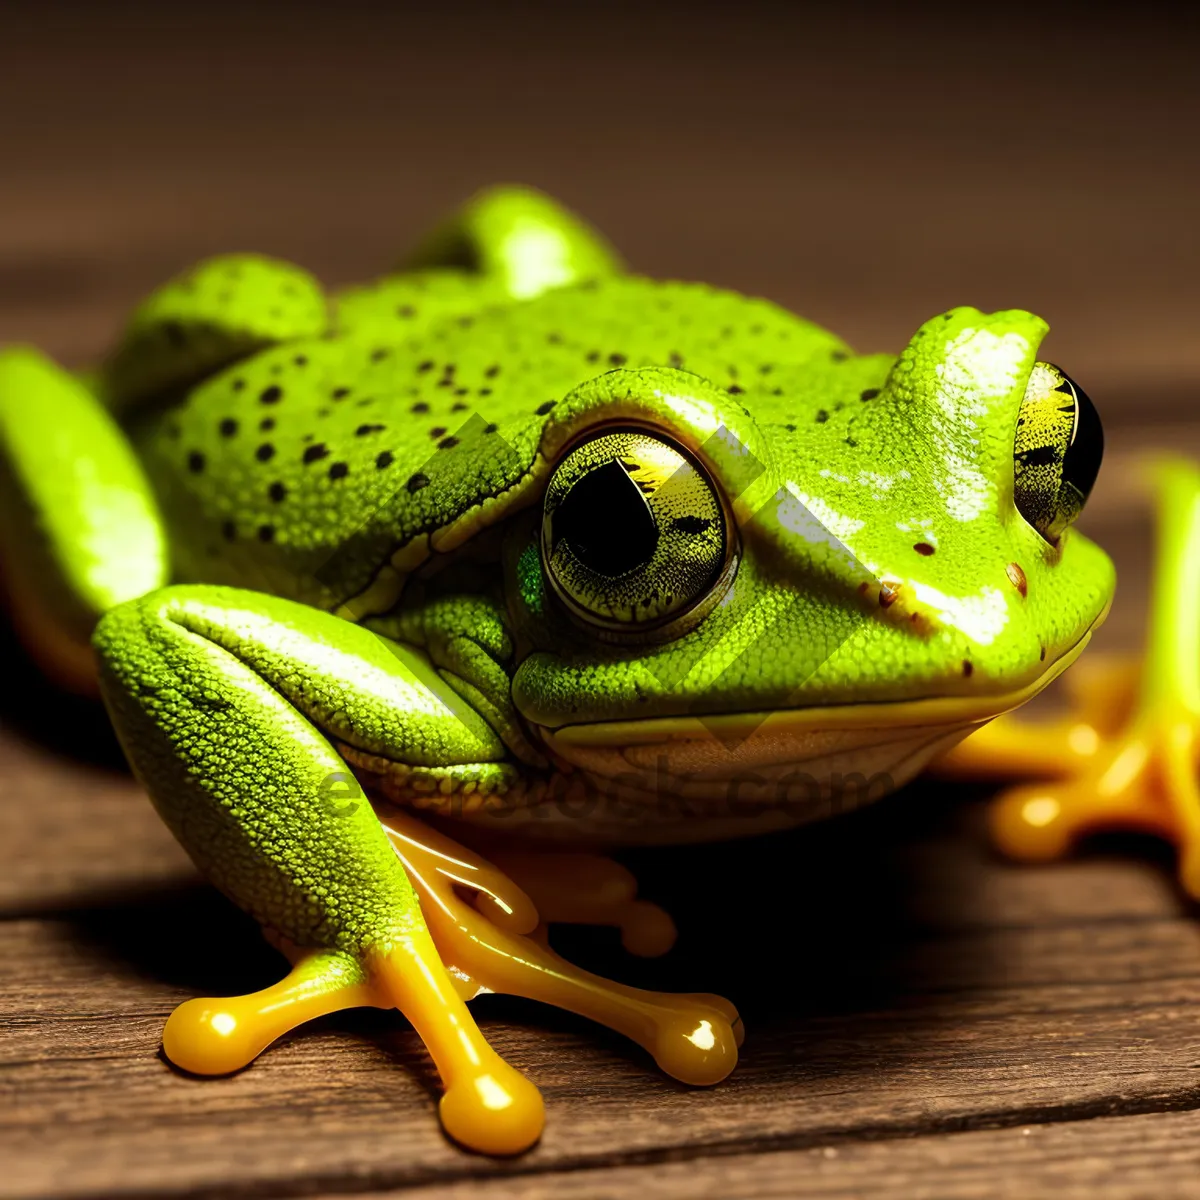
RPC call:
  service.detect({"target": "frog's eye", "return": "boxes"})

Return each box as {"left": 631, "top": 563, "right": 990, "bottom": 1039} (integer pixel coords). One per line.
{"left": 1013, "top": 363, "right": 1104, "bottom": 544}
{"left": 541, "top": 427, "right": 731, "bottom": 630}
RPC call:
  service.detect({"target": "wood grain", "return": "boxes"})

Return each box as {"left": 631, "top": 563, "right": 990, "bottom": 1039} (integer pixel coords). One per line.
{"left": 8, "top": 804, "right": 1200, "bottom": 1200}
{"left": 372, "top": 1109, "right": 1200, "bottom": 1200}
{"left": 1, "top": 3, "right": 1198, "bottom": 1196}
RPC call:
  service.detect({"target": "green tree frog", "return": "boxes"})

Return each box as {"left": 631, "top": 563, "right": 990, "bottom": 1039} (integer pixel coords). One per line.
{"left": 2, "top": 186, "right": 1197, "bottom": 1156}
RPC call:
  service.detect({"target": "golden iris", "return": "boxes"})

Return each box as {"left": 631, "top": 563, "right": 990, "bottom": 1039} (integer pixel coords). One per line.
{"left": 1013, "top": 363, "right": 1104, "bottom": 544}
{"left": 541, "top": 428, "right": 728, "bottom": 628}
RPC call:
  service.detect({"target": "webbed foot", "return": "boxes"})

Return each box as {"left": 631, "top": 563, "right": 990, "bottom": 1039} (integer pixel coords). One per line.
{"left": 380, "top": 810, "right": 742, "bottom": 1087}
{"left": 485, "top": 849, "right": 679, "bottom": 958}
{"left": 163, "top": 932, "right": 544, "bottom": 1157}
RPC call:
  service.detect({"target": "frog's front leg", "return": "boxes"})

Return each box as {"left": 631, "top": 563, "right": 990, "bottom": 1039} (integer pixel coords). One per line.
{"left": 93, "top": 584, "right": 543, "bottom": 1155}
{"left": 941, "top": 458, "right": 1200, "bottom": 893}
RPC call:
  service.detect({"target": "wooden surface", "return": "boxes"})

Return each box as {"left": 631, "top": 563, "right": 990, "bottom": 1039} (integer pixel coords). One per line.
{"left": 2, "top": 6, "right": 1200, "bottom": 1198}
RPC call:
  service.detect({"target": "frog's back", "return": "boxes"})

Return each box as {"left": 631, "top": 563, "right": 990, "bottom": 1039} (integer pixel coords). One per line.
{"left": 134, "top": 276, "right": 846, "bottom": 611}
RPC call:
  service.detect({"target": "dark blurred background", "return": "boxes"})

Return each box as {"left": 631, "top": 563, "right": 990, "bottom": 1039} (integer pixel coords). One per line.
{"left": 1, "top": 2, "right": 1196, "bottom": 416}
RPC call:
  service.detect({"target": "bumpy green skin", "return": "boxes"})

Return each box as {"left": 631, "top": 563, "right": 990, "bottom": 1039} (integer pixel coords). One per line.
{"left": 104, "top": 255, "right": 328, "bottom": 411}
{"left": 94, "top": 585, "right": 501, "bottom": 954}
{"left": 0, "top": 184, "right": 1114, "bottom": 962}
{"left": 142, "top": 280, "right": 1112, "bottom": 722}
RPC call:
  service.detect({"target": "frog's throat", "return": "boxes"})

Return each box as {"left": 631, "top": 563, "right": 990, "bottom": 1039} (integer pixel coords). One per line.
{"left": 468, "top": 627, "right": 1098, "bottom": 846}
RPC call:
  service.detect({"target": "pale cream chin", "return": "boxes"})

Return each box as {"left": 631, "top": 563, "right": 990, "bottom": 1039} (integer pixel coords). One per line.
{"left": 472, "top": 630, "right": 1095, "bottom": 846}
{"left": 450, "top": 717, "right": 981, "bottom": 846}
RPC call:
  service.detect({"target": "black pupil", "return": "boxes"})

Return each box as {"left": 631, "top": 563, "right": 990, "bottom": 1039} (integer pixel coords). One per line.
{"left": 1061, "top": 375, "right": 1104, "bottom": 504}
{"left": 551, "top": 458, "right": 659, "bottom": 577}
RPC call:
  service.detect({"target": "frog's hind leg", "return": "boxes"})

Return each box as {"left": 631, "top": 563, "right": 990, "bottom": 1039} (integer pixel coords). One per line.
{"left": 403, "top": 185, "right": 623, "bottom": 300}
{"left": 947, "top": 458, "right": 1200, "bottom": 893}
{"left": 381, "top": 811, "right": 741, "bottom": 1088}
{"left": 0, "top": 347, "right": 166, "bottom": 692}
{"left": 0, "top": 253, "right": 325, "bottom": 686}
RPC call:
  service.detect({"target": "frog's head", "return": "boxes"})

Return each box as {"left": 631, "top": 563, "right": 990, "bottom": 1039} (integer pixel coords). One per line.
{"left": 503, "top": 307, "right": 1113, "bottom": 840}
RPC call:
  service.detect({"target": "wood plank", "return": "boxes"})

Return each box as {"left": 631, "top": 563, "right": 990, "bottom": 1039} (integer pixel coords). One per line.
{"left": 0, "top": 734, "right": 193, "bottom": 915}
{"left": 5, "top": 803, "right": 1200, "bottom": 1198}
{"left": 379, "top": 1108, "right": 1200, "bottom": 1200}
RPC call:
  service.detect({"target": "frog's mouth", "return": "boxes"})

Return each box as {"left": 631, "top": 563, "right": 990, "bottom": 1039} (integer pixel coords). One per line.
{"left": 494, "top": 626, "right": 1097, "bottom": 846}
